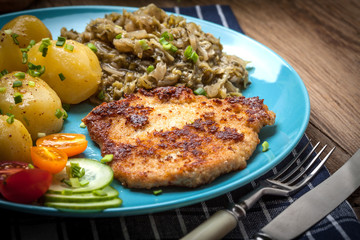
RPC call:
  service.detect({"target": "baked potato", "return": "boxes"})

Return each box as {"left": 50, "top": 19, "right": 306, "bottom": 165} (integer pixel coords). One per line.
{"left": 27, "top": 39, "right": 102, "bottom": 104}
{"left": 0, "top": 115, "right": 32, "bottom": 163}
{"left": 0, "top": 72, "right": 64, "bottom": 140}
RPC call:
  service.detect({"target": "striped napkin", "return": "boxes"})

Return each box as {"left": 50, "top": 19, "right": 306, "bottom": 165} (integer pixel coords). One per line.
{"left": 1, "top": 5, "right": 359, "bottom": 240}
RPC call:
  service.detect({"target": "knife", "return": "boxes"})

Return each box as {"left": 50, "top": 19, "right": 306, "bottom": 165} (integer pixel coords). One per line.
{"left": 256, "top": 148, "right": 360, "bottom": 240}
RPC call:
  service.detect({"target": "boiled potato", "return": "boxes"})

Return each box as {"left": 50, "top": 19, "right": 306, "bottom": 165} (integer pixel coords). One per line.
{"left": 1, "top": 15, "right": 52, "bottom": 48}
{"left": 27, "top": 39, "right": 101, "bottom": 104}
{"left": 0, "top": 115, "right": 32, "bottom": 163}
{"left": 0, "top": 72, "right": 64, "bottom": 140}
{"left": 0, "top": 30, "right": 26, "bottom": 72}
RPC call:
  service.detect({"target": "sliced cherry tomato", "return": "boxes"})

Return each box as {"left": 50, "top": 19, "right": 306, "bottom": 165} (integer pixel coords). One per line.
{"left": 0, "top": 168, "right": 52, "bottom": 203}
{"left": 36, "top": 133, "right": 88, "bottom": 157}
{"left": 0, "top": 161, "right": 31, "bottom": 182}
{"left": 31, "top": 146, "right": 68, "bottom": 174}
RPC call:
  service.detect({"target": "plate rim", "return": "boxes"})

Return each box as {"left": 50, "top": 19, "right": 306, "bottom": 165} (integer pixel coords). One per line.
{"left": 0, "top": 5, "right": 310, "bottom": 217}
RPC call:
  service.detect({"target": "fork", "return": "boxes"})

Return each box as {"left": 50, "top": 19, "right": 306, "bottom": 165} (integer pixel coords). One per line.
{"left": 181, "top": 141, "right": 335, "bottom": 240}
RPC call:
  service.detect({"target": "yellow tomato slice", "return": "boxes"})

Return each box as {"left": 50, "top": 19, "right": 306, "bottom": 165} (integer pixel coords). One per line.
{"left": 36, "top": 133, "right": 88, "bottom": 157}
{"left": 31, "top": 146, "right": 68, "bottom": 174}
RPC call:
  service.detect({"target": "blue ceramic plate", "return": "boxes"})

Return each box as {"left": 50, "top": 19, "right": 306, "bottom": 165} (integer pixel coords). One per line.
{"left": 0, "top": 6, "right": 310, "bottom": 217}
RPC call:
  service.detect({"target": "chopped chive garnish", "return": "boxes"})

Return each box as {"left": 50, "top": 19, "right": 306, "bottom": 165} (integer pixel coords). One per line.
{"left": 27, "top": 63, "right": 45, "bottom": 77}
{"left": 159, "top": 37, "right": 168, "bottom": 46}
{"left": 184, "top": 46, "right": 192, "bottom": 58}
{"left": 161, "top": 31, "right": 174, "bottom": 41}
{"left": 14, "top": 72, "right": 25, "bottom": 79}
{"left": 115, "top": 33, "right": 122, "bottom": 39}
{"left": 97, "top": 90, "right": 105, "bottom": 100}
{"left": 22, "top": 51, "right": 28, "bottom": 64}
{"left": 28, "top": 62, "right": 37, "bottom": 70}
{"left": 147, "top": 65, "right": 155, "bottom": 73}
{"left": 62, "top": 103, "right": 71, "bottom": 111}
{"left": 162, "top": 43, "right": 171, "bottom": 50}
{"left": 0, "top": 87, "right": 6, "bottom": 93}
{"left": 56, "top": 36, "right": 66, "bottom": 46}
{"left": 138, "top": 39, "right": 149, "bottom": 50}
{"left": 153, "top": 189, "right": 162, "bottom": 195}
{"left": 58, "top": 73, "right": 66, "bottom": 81}
{"left": 69, "top": 162, "right": 85, "bottom": 178}
{"left": 0, "top": 69, "right": 8, "bottom": 78}
{"left": 38, "top": 38, "right": 51, "bottom": 57}
{"left": 92, "top": 189, "right": 107, "bottom": 196}
{"left": 80, "top": 122, "right": 86, "bottom": 128}
{"left": 0, "top": 69, "right": 8, "bottom": 76}
{"left": 28, "top": 163, "right": 35, "bottom": 169}
{"left": 170, "top": 45, "right": 178, "bottom": 53}
{"left": 41, "top": 47, "right": 48, "bottom": 57}
{"left": 4, "top": 29, "right": 12, "bottom": 35}
{"left": 55, "top": 108, "right": 63, "bottom": 119}
{"left": 184, "top": 46, "right": 198, "bottom": 63}
{"left": 11, "top": 33, "right": 19, "bottom": 45}
{"left": 61, "top": 178, "right": 72, "bottom": 187}
{"left": 87, "top": 43, "right": 97, "bottom": 53}
{"left": 29, "top": 40, "right": 36, "bottom": 47}
{"left": 262, "top": 141, "right": 269, "bottom": 152}
{"left": 79, "top": 179, "right": 89, "bottom": 187}
{"left": 100, "top": 154, "right": 114, "bottom": 164}
{"left": 69, "top": 178, "right": 81, "bottom": 188}
{"left": 194, "top": 88, "right": 207, "bottom": 96}
{"left": 13, "top": 80, "right": 22, "bottom": 87}
{"left": 37, "top": 132, "right": 46, "bottom": 138}
{"left": 159, "top": 36, "right": 177, "bottom": 53}
{"left": 6, "top": 114, "right": 15, "bottom": 124}
{"left": 62, "top": 110, "right": 68, "bottom": 120}
{"left": 64, "top": 44, "right": 74, "bottom": 52}
{"left": 14, "top": 92, "right": 23, "bottom": 104}
{"left": 28, "top": 81, "right": 35, "bottom": 87}
{"left": 163, "top": 43, "right": 177, "bottom": 52}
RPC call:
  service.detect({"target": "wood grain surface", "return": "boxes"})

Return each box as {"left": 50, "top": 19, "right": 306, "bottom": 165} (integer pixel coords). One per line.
{"left": 2, "top": 0, "right": 360, "bottom": 218}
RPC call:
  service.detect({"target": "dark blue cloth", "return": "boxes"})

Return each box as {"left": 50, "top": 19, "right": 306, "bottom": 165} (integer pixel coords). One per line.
{"left": 0, "top": 5, "right": 359, "bottom": 240}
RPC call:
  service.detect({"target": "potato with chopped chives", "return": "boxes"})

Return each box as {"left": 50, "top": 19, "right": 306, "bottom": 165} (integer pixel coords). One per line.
{"left": 0, "top": 30, "right": 27, "bottom": 72}
{"left": 0, "top": 72, "right": 64, "bottom": 140}
{"left": 0, "top": 115, "right": 32, "bottom": 163}
{"left": 1, "top": 15, "right": 52, "bottom": 48}
{"left": 27, "top": 39, "right": 102, "bottom": 104}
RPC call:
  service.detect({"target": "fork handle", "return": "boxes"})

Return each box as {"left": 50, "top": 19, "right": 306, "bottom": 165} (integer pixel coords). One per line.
{"left": 181, "top": 204, "right": 247, "bottom": 240}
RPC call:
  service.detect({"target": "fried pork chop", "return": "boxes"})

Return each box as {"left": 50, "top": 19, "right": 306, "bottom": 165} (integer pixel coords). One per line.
{"left": 82, "top": 87, "right": 275, "bottom": 189}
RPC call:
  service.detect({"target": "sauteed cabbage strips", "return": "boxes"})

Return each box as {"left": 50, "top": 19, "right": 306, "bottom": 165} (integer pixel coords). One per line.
{"left": 61, "top": 4, "right": 249, "bottom": 102}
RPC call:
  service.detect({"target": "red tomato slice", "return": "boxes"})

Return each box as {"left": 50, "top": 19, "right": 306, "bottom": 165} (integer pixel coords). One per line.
{"left": 0, "top": 168, "right": 52, "bottom": 203}
{"left": 36, "top": 133, "right": 88, "bottom": 157}
{"left": 0, "top": 161, "right": 31, "bottom": 182}
{"left": 31, "top": 146, "right": 68, "bottom": 174}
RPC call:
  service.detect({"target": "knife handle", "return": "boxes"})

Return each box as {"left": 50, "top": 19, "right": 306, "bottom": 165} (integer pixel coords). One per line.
{"left": 181, "top": 204, "right": 246, "bottom": 240}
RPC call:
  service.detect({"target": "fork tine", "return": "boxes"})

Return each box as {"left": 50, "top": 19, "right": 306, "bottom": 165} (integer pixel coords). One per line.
{"left": 279, "top": 142, "right": 322, "bottom": 183}
{"left": 292, "top": 146, "right": 335, "bottom": 190}
{"left": 272, "top": 140, "right": 316, "bottom": 180}
{"left": 272, "top": 140, "right": 312, "bottom": 179}
{"left": 285, "top": 145, "right": 328, "bottom": 185}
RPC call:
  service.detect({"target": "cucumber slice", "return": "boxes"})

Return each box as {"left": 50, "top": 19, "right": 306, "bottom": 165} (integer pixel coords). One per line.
{"left": 44, "top": 186, "right": 119, "bottom": 203}
{"left": 48, "top": 158, "right": 113, "bottom": 193}
{"left": 44, "top": 198, "right": 122, "bottom": 210}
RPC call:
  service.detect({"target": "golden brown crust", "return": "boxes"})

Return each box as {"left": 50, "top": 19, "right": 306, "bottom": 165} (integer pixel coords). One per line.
{"left": 82, "top": 86, "right": 276, "bottom": 189}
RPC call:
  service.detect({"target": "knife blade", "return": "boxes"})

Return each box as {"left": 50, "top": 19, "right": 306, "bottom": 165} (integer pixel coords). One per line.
{"left": 256, "top": 148, "right": 360, "bottom": 240}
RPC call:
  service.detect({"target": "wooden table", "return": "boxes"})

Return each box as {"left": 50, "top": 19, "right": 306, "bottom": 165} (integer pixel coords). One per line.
{"left": 3, "top": 0, "right": 360, "bottom": 217}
